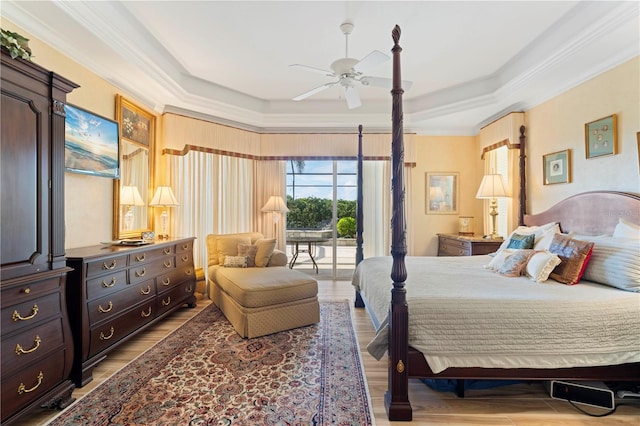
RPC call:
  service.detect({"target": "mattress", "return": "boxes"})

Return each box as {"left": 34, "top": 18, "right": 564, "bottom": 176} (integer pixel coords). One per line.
{"left": 353, "top": 256, "right": 640, "bottom": 374}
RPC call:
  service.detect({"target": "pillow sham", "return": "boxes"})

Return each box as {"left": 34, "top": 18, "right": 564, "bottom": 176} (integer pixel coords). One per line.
{"left": 254, "top": 238, "right": 277, "bottom": 267}
{"left": 223, "top": 255, "right": 247, "bottom": 268}
{"left": 548, "top": 234, "right": 594, "bottom": 285}
{"left": 525, "top": 250, "right": 562, "bottom": 283}
{"left": 506, "top": 233, "right": 535, "bottom": 249}
{"left": 485, "top": 249, "right": 514, "bottom": 271}
{"left": 578, "top": 235, "right": 640, "bottom": 292}
{"left": 238, "top": 244, "right": 258, "bottom": 267}
{"left": 498, "top": 249, "right": 536, "bottom": 277}
{"left": 496, "top": 222, "right": 559, "bottom": 253}
{"left": 612, "top": 218, "right": 640, "bottom": 239}
{"left": 217, "top": 236, "right": 251, "bottom": 265}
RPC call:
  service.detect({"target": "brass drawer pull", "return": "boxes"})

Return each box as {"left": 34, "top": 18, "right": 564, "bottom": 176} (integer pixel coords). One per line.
{"left": 102, "top": 277, "right": 116, "bottom": 288}
{"left": 182, "top": 244, "right": 189, "bottom": 250}
{"left": 162, "top": 297, "right": 171, "bottom": 306}
{"left": 163, "top": 260, "right": 173, "bottom": 268}
{"left": 186, "top": 286, "right": 193, "bottom": 293}
{"left": 140, "top": 285, "right": 152, "bottom": 295}
{"left": 98, "top": 301, "right": 113, "bottom": 313}
{"left": 185, "top": 268, "right": 193, "bottom": 276}
{"left": 12, "top": 304, "right": 38, "bottom": 321}
{"left": 163, "top": 248, "right": 171, "bottom": 255}
{"left": 15, "top": 335, "right": 41, "bottom": 355}
{"left": 22, "top": 287, "right": 31, "bottom": 294}
{"left": 135, "top": 268, "right": 146, "bottom": 277}
{"left": 100, "top": 326, "right": 115, "bottom": 340}
{"left": 18, "top": 371, "right": 44, "bottom": 394}
{"left": 135, "top": 253, "right": 146, "bottom": 262}
{"left": 102, "top": 259, "right": 117, "bottom": 270}
{"left": 141, "top": 307, "right": 152, "bottom": 318}
{"left": 181, "top": 255, "right": 188, "bottom": 262}
{"left": 162, "top": 278, "right": 170, "bottom": 286}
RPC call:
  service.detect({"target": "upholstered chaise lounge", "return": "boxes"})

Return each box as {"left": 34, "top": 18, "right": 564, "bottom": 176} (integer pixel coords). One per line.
{"left": 206, "top": 232, "right": 320, "bottom": 338}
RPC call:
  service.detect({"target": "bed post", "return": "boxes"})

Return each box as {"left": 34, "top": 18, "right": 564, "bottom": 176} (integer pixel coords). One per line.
{"left": 355, "top": 124, "right": 365, "bottom": 308}
{"left": 385, "top": 24, "right": 412, "bottom": 421}
{"left": 518, "top": 125, "right": 526, "bottom": 226}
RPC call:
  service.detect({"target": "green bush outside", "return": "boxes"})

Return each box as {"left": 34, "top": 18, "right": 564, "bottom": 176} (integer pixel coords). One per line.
{"left": 337, "top": 217, "right": 356, "bottom": 238}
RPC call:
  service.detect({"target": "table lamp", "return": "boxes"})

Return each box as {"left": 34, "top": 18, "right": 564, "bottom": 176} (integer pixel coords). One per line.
{"left": 261, "top": 195, "right": 289, "bottom": 238}
{"left": 475, "top": 174, "right": 508, "bottom": 239}
{"left": 150, "top": 186, "right": 178, "bottom": 239}
{"left": 120, "top": 185, "right": 145, "bottom": 230}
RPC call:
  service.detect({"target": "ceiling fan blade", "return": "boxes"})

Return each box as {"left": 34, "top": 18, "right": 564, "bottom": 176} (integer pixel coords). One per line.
{"left": 292, "top": 82, "right": 337, "bottom": 101}
{"left": 289, "top": 64, "right": 335, "bottom": 76}
{"left": 353, "top": 50, "right": 389, "bottom": 73}
{"left": 343, "top": 85, "right": 361, "bottom": 109}
{"left": 361, "top": 76, "right": 413, "bottom": 91}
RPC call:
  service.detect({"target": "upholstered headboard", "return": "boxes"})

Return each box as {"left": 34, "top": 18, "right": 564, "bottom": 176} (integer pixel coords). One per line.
{"left": 524, "top": 191, "right": 640, "bottom": 235}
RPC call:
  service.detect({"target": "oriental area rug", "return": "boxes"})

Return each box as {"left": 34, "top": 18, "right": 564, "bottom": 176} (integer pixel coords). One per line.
{"left": 49, "top": 301, "right": 373, "bottom": 425}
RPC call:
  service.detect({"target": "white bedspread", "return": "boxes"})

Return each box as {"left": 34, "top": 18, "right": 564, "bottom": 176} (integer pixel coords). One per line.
{"left": 353, "top": 256, "right": 640, "bottom": 374}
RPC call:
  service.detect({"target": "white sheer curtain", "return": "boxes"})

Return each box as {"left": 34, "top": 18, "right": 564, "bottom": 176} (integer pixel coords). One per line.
{"left": 169, "top": 150, "right": 254, "bottom": 271}
{"left": 254, "top": 160, "right": 287, "bottom": 251}
{"left": 363, "top": 160, "right": 391, "bottom": 258}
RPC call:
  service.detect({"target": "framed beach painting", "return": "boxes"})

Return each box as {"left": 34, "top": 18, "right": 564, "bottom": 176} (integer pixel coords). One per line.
{"left": 543, "top": 149, "right": 571, "bottom": 185}
{"left": 426, "top": 172, "right": 459, "bottom": 214}
{"left": 64, "top": 104, "right": 120, "bottom": 178}
{"left": 585, "top": 114, "right": 617, "bottom": 159}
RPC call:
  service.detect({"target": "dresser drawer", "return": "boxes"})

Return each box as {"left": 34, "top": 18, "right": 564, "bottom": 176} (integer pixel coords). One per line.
{"left": 0, "top": 276, "right": 61, "bottom": 307}
{"left": 86, "top": 254, "right": 128, "bottom": 278}
{"left": 128, "top": 245, "right": 174, "bottom": 266}
{"left": 176, "top": 240, "right": 192, "bottom": 253}
{"left": 1, "top": 292, "right": 61, "bottom": 336}
{"left": 1, "top": 349, "right": 67, "bottom": 418}
{"left": 2, "top": 318, "right": 64, "bottom": 377}
{"left": 439, "top": 238, "right": 471, "bottom": 256}
{"left": 129, "top": 257, "right": 175, "bottom": 285}
{"left": 157, "top": 264, "right": 194, "bottom": 292}
{"left": 86, "top": 270, "right": 128, "bottom": 301}
{"left": 176, "top": 251, "right": 193, "bottom": 268}
{"left": 87, "top": 280, "right": 156, "bottom": 325}
{"left": 88, "top": 300, "right": 156, "bottom": 358}
{"left": 156, "top": 281, "right": 195, "bottom": 317}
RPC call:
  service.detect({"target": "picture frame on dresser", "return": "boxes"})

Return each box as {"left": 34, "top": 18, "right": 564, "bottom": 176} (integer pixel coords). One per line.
{"left": 64, "top": 104, "right": 120, "bottom": 178}
{"left": 585, "top": 114, "right": 617, "bottom": 159}
{"left": 426, "top": 172, "right": 459, "bottom": 214}
{"left": 543, "top": 149, "right": 571, "bottom": 185}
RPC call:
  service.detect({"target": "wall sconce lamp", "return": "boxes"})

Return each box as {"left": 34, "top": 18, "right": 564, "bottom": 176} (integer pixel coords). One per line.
{"left": 475, "top": 174, "right": 508, "bottom": 239}
{"left": 150, "top": 186, "right": 178, "bottom": 239}
{"left": 261, "top": 195, "right": 289, "bottom": 238}
{"left": 120, "top": 185, "right": 145, "bottom": 231}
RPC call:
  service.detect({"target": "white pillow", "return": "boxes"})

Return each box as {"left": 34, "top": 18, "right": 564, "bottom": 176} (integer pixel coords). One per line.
{"left": 223, "top": 255, "right": 247, "bottom": 268}
{"left": 526, "top": 250, "right": 562, "bottom": 282}
{"left": 579, "top": 235, "right": 640, "bottom": 292}
{"left": 485, "top": 249, "right": 514, "bottom": 271}
{"left": 613, "top": 218, "right": 640, "bottom": 239}
{"left": 496, "top": 222, "right": 559, "bottom": 253}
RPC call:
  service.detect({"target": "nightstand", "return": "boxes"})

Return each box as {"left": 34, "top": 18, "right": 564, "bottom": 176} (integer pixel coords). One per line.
{"left": 437, "top": 234, "right": 503, "bottom": 256}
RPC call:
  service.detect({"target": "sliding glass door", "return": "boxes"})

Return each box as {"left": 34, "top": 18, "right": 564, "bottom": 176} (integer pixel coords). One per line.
{"left": 286, "top": 160, "right": 357, "bottom": 279}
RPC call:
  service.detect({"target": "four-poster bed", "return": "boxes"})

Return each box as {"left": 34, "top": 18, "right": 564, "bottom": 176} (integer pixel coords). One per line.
{"left": 353, "top": 26, "right": 640, "bottom": 421}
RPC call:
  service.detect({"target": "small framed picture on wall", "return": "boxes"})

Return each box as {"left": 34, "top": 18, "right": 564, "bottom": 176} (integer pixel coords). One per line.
{"left": 543, "top": 149, "right": 571, "bottom": 185}
{"left": 585, "top": 114, "right": 617, "bottom": 159}
{"left": 426, "top": 172, "right": 459, "bottom": 214}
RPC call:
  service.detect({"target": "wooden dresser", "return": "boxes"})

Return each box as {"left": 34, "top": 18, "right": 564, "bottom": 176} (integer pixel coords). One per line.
{"left": 65, "top": 237, "right": 197, "bottom": 387}
{"left": 1, "top": 49, "right": 78, "bottom": 424}
{"left": 437, "top": 234, "right": 503, "bottom": 256}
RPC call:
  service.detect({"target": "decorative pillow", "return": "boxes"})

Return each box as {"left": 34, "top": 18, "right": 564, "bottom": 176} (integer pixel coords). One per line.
{"left": 498, "top": 249, "right": 536, "bottom": 277}
{"left": 217, "top": 236, "right": 251, "bottom": 265}
{"left": 506, "top": 233, "right": 535, "bottom": 249}
{"left": 223, "top": 255, "right": 247, "bottom": 268}
{"left": 496, "top": 222, "right": 559, "bottom": 253}
{"left": 237, "top": 244, "right": 258, "bottom": 267}
{"left": 485, "top": 249, "right": 514, "bottom": 271}
{"left": 548, "top": 234, "right": 594, "bottom": 285}
{"left": 254, "top": 238, "right": 277, "bottom": 267}
{"left": 525, "top": 250, "right": 562, "bottom": 283}
{"left": 578, "top": 236, "right": 640, "bottom": 292}
{"left": 533, "top": 227, "right": 572, "bottom": 251}
{"left": 613, "top": 218, "right": 640, "bottom": 239}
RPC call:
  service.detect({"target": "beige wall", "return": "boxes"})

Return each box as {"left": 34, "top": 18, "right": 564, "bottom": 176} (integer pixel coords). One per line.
{"left": 525, "top": 56, "right": 639, "bottom": 213}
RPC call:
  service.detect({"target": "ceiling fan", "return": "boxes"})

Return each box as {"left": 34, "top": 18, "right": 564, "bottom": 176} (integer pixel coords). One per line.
{"left": 290, "top": 21, "right": 412, "bottom": 109}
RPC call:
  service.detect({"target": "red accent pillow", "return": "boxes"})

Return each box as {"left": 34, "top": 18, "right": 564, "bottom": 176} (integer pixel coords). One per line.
{"left": 548, "top": 234, "right": 595, "bottom": 285}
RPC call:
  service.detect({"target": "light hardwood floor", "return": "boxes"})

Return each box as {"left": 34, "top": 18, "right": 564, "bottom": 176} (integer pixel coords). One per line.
{"left": 17, "top": 280, "right": 639, "bottom": 425}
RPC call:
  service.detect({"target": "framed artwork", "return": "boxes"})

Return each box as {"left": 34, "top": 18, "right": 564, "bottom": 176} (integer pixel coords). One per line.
{"left": 426, "top": 172, "right": 459, "bottom": 214}
{"left": 64, "top": 104, "right": 120, "bottom": 178}
{"left": 116, "top": 95, "right": 154, "bottom": 147}
{"left": 543, "top": 149, "right": 571, "bottom": 185}
{"left": 585, "top": 114, "right": 617, "bottom": 159}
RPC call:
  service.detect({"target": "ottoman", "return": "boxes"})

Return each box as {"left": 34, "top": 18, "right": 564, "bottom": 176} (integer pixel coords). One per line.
{"left": 209, "top": 266, "right": 320, "bottom": 338}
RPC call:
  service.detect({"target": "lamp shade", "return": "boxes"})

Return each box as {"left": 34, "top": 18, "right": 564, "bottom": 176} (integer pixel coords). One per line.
{"left": 261, "top": 195, "right": 289, "bottom": 213}
{"left": 476, "top": 174, "right": 509, "bottom": 199}
{"left": 149, "top": 186, "right": 178, "bottom": 207}
{"left": 120, "top": 185, "right": 145, "bottom": 206}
